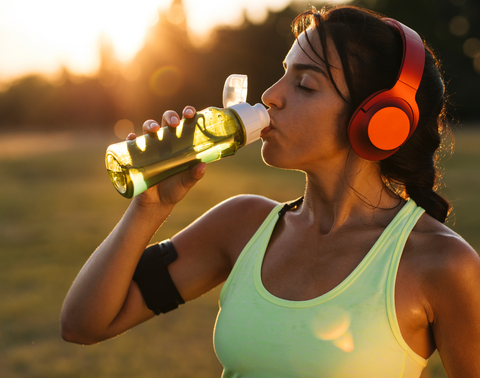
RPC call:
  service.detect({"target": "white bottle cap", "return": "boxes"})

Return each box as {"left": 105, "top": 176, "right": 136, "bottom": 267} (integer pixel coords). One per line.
{"left": 223, "top": 74, "right": 248, "bottom": 108}
{"left": 229, "top": 102, "right": 270, "bottom": 146}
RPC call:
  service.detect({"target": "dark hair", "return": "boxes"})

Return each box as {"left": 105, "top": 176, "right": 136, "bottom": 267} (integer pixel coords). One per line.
{"left": 292, "top": 5, "right": 452, "bottom": 223}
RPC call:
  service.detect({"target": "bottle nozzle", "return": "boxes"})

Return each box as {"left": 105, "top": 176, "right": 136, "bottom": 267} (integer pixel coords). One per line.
{"left": 229, "top": 103, "right": 270, "bottom": 146}
{"left": 223, "top": 74, "right": 248, "bottom": 108}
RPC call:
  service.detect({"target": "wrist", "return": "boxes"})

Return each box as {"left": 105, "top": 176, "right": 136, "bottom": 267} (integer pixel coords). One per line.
{"left": 129, "top": 196, "right": 175, "bottom": 222}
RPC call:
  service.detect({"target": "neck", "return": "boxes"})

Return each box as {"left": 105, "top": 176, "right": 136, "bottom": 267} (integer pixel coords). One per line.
{"left": 299, "top": 155, "right": 402, "bottom": 234}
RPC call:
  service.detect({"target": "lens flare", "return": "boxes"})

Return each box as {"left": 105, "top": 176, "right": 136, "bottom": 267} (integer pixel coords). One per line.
{"left": 114, "top": 119, "right": 135, "bottom": 139}
{"left": 149, "top": 66, "right": 183, "bottom": 97}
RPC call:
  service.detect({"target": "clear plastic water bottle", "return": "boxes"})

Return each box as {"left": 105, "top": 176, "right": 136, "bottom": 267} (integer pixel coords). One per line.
{"left": 105, "top": 75, "right": 270, "bottom": 198}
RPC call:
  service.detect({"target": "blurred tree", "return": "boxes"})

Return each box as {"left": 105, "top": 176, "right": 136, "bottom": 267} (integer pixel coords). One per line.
{"left": 0, "top": 61, "right": 118, "bottom": 130}
{"left": 55, "top": 70, "right": 118, "bottom": 128}
{"left": 0, "top": 75, "right": 58, "bottom": 128}
{"left": 0, "top": 0, "right": 477, "bottom": 131}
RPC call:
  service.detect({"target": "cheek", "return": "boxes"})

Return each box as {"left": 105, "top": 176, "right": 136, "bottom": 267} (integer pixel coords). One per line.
{"left": 310, "top": 104, "right": 350, "bottom": 147}
{"left": 329, "top": 100, "right": 351, "bottom": 148}
{"left": 335, "top": 114, "right": 351, "bottom": 149}
{"left": 260, "top": 99, "right": 351, "bottom": 168}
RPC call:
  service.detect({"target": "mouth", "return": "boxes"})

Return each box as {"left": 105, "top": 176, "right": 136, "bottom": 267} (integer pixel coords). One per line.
{"left": 260, "top": 126, "right": 272, "bottom": 138}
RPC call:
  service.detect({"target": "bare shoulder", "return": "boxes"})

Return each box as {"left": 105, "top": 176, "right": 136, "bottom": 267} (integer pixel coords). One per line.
{"left": 405, "top": 212, "right": 480, "bottom": 308}
{"left": 173, "top": 194, "right": 280, "bottom": 264}
{"left": 207, "top": 194, "right": 280, "bottom": 252}
{"left": 200, "top": 194, "right": 280, "bottom": 236}
{"left": 404, "top": 213, "right": 480, "bottom": 276}
{"left": 210, "top": 194, "right": 280, "bottom": 220}
{"left": 408, "top": 213, "right": 479, "bottom": 270}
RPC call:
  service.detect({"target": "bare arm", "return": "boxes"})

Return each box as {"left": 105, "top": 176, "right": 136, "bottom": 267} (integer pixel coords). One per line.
{"left": 61, "top": 197, "right": 175, "bottom": 344}
{"left": 61, "top": 107, "right": 207, "bottom": 344}
{"left": 426, "top": 234, "right": 480, "bottom": 376}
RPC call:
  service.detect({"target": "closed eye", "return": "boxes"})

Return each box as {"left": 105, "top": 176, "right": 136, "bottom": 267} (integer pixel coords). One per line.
{"left": 297, "top": 84, "right": 314, "bottom": 93}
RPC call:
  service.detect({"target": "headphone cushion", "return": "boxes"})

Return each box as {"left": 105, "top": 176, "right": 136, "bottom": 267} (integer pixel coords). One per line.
{"left": 367, "top": 107, "right": 410, "bottom": 150}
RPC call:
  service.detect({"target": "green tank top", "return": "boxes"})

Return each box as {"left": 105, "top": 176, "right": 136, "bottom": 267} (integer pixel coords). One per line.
{"left": 214, "top": 199, "right": 427, "bottom": 377}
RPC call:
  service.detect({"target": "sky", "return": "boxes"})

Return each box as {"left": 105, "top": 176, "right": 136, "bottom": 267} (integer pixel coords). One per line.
{"left": 0, "top": 0, "right": 327, "bottom": 82}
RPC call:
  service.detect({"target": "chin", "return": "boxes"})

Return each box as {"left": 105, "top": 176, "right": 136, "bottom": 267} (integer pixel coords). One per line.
{"left": 261, "top": 145, "right": 296, "bottom": 170}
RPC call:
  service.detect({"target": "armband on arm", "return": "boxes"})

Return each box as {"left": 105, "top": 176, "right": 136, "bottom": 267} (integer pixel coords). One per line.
{"left": 132, "top": 240, "right": 185, "bottom": 315}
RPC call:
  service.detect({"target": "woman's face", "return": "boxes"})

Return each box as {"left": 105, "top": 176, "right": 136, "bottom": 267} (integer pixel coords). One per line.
{"left": 261, "top": 27, "right": 351, "bottom": 172}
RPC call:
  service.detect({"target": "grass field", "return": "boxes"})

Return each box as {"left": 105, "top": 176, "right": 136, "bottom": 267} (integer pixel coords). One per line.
{"left": 0, "top": 126, "right": 478, "bottom": 377}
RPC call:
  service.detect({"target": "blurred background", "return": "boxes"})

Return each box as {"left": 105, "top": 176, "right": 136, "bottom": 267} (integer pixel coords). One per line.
{"left": 0, "top": 0, "right": 478, "bottom": 376}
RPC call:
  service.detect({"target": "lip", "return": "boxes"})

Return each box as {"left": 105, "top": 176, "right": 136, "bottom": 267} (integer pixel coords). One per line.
{"left": 260, "top": 114, "right": 275, "bottom": 138}
{"left": 260, "top": 126, "right": 272, "bottom": 138}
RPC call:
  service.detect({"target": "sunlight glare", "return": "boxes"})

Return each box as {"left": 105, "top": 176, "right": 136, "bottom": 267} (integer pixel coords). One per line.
{"left": 312, "top": 306, "right": 355, "bottom": 353}
{"left": 0, "top": 0, "right": 354, "bottom": 80}
{"left": 0, "top": 0, "right": 170, "bottom": 79}
{"left": 135, "top": 136, "right": 147, "bottom": 151}
{"left": 183, "top": 0, "right": 291, "bottom": 45}
{"left": 157, "top": 128, "right": 165, "bottom": 141}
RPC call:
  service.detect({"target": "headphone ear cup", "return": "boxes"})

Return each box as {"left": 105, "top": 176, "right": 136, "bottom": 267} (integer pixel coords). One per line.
{"left": 348, "top": 97, "right": 414, "bottom": 161}
{"left": 367, "top": 106, "right": 411, "bottom": 150}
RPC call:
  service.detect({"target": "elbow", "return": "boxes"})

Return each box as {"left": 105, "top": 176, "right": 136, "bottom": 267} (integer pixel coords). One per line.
{"left": 60, "top": 330, "right": 84, "bottom": 345}
{"left": 60, "top": 315, "right": 101, "bottom": 345}
{"left": 60, "top": 324, "right": 96, "bottom": 345}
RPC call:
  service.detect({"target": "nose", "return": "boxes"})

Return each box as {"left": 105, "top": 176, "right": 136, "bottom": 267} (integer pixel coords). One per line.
{"left": 262, "top": 77, "right": 285, "bottom": 109}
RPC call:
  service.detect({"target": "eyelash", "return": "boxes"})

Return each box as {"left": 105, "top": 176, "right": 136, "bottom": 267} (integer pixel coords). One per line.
{"left": 297, "top": 84, "right": 314, "bottom": 93}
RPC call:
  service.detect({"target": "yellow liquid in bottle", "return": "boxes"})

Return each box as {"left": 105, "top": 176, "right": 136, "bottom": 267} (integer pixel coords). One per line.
{"left": 105, "top": 107, "right": 245, "bottom": 198}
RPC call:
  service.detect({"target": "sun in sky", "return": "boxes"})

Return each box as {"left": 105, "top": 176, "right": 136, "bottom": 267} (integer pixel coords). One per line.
{"left": 0, "top": 0, "right": 316, "bottom": 82}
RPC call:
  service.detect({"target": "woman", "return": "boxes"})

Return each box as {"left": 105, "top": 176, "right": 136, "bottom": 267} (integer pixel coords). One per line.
{"left": 61, "top": 5, "right": 480, "bottom": 377}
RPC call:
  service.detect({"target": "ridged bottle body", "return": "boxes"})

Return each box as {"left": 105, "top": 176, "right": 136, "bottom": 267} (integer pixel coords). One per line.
{"left": 105, "top": 107, "right": 245, "bottom": 198}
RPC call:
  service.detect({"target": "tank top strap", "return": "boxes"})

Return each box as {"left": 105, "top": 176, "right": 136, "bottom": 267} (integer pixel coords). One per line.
{"left": 360, "top": 199, "right": 425, "bottom": 271}
{"left": 385, "top": 199, "right": 426, "bottom": 365}
{"left": 278, "top": 197, "right": 304, "bottom": 217}
{"left": 386, "top": 199, "right": 425, "bottom": 281}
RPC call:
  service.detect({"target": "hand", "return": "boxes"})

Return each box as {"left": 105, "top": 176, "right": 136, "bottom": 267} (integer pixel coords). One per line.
{"left": 127, "top": 106, "right": 206, "bottom": 208}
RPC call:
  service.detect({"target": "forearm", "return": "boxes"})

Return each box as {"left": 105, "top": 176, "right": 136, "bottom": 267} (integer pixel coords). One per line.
{"left": 61, "top": 199, "right": 174, "bottom": 343}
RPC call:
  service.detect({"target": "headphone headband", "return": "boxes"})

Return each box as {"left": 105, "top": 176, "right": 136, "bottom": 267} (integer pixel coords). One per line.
{"left": 384, "top": 19, "right": 425, "bottom": 93}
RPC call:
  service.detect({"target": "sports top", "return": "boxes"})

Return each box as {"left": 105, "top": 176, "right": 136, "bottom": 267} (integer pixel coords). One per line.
{"left": 214, "top": 199, "right": 427, "bottom": 377}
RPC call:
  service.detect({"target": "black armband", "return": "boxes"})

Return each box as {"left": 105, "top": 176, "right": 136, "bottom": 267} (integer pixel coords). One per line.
{"left": 133, "top": 240, "right": 185, "bottom": 315}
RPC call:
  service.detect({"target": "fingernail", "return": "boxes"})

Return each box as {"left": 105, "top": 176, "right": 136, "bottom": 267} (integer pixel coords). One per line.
{"left": 184, "top": 109, "right": 194, "bottom": 117}
{"left": 149, "top": 122, "right": 159, "bottom": 130}
{"left": 170, "top": 116, "right": 179, "bottom": 124}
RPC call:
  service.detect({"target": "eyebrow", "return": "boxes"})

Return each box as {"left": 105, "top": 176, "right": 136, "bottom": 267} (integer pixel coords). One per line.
{"left": 283, "top": 61, "right": 328, "bottom": 78}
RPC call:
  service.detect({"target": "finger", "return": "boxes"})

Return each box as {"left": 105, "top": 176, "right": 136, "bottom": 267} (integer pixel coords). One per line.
{"left": 161, "top": 111, "right": 181, "bottom": 128}
{"left": 142, "top": 119, "right": 160, "bottom": 134}
{"left": 126, "top": 133, "right": 136, "bottom": 140}
{"left": 181, "top": 163, "right": 206, "bottom": 191}
{"left": 182, "top": 106, "right": 197, "bottom": 119}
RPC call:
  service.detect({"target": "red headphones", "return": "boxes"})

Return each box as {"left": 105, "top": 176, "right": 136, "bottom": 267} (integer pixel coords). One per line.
{"left": 348, "top": 19, "right": 425, "bottom": 161}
